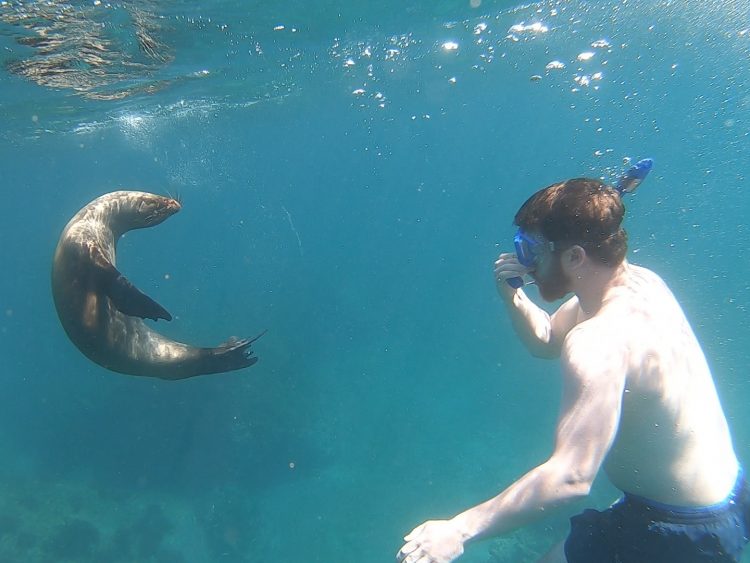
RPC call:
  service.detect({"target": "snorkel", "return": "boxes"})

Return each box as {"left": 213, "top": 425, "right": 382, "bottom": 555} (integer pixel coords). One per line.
{"left": 614, "top": 157, "right": 653, "bottom": 195}
{"left": 507, "top": 158, "right": 653, "bottom": 289}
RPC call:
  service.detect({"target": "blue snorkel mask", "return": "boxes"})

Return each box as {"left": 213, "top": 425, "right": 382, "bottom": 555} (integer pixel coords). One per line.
{"left": 507, "top": 158, "right": 653, "bottom": 289}
{"left": 513, "top": 230, "right": 552, "bottom": 270}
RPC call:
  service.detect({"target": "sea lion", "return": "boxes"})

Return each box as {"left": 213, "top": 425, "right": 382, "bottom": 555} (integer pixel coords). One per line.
{"left": 51, "top": 190, "right": 261, "bottom": 380}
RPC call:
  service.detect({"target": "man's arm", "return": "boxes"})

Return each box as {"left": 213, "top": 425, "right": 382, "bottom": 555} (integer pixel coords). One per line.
{"left": 397, "top": 326, "right": 627, "bottom": 563}
{"left": 494, "top": 253, "right": 581, "bottom": 359}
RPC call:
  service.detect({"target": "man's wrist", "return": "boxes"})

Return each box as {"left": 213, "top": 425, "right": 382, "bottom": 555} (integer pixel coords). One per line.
{"left": 448, "top": 513, "right": 480, "bottom": 545}
{"left": 497, "top": 281, "right": 518, "bottom": 302}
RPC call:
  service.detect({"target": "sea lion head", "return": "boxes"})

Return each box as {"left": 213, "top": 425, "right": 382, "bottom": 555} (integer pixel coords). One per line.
{"left": 110, "top": 191, "right": 182, "bottom": 231}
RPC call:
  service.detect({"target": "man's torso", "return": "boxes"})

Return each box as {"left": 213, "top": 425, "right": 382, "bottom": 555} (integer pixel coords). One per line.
{"left": 566, "top": 263, "right": 738, "bottom": 506}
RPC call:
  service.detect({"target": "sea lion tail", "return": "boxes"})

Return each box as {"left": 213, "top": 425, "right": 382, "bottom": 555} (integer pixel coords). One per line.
{"left": 201, "top": 330, "right": 267, "bottom": 375}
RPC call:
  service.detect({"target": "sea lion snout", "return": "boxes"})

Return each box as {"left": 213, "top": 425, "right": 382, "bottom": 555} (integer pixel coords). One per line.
{"left": 125, "top": 193, "right": 181, "bottom": 228}
{"left": 161, "top": 195, "right": 181, "bottom": 212}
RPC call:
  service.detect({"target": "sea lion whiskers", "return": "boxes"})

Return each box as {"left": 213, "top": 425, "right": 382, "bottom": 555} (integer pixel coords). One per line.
{"left": 164, "top": 188, "right": 182, "bottom": 206}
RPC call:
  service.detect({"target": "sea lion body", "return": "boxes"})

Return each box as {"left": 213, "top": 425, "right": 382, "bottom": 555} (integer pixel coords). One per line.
{"left": 52, "top": 191, "right": 259, "bottom": 380}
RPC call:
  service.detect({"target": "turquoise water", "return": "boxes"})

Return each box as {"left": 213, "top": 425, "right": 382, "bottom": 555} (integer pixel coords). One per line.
{"left": 2, "top": 0, "right": 750, "bottom": 561}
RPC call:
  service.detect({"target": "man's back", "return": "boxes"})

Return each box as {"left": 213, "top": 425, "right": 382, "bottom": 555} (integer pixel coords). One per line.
{"left": 578, "top": 263, "right": 740, "bottom": 505}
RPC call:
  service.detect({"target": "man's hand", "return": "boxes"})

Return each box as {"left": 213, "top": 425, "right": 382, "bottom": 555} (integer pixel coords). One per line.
{"left": 494, "top": 252, "right": 529, "bottom": 296}
{"left": 396, "top": 520, "right": 468, "bottom": 563}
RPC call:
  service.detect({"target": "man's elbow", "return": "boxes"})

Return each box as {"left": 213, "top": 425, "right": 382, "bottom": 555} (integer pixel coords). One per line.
{"left": 527, "top": 343, "right": 560, "bottom": 360}
{"left": 543, "top": 461, "right": 595, "bottom": 501}
{"left": 561, "top": 476, "right": 593, "bottom": 499}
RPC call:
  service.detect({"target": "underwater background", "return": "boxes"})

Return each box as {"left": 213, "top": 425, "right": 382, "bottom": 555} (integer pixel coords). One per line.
{"left": 2, "top": 0, "right": 750, "bottom": 561}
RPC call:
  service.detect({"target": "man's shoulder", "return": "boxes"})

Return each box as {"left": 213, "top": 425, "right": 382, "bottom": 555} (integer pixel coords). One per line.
{"left": 560, "top": 321, "right": 629, "bottom": 385}
{"left": 562, "top": 318, "right": 624, "bottom": 360}
{"left": 606, "top": 264, "right": 676, "bottom": 314}
{"left": 628, "top": 263, "right": 669, "bottom": 288}
{"left": 561, "top": 300, "right": 636, "bottom": 362}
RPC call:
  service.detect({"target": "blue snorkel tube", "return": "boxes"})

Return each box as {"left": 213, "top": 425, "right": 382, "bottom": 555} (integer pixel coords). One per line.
{"left": 507, "top": 158, "right": 654, "bottom": 289}
{"left": 615, "top": 157, "right": 653, "bottom": 195}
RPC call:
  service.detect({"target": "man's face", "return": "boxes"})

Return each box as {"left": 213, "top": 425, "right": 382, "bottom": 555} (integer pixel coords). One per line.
{"left": 531, "top": 245, "right": 572, "bottom": 302}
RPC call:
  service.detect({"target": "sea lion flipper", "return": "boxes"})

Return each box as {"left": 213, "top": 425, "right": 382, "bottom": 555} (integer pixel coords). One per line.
{"left": 89, "top": 244, "right": 173, "bottom": 321}
{"left": 107, "top": 273, "right": 173, "bottom": 322}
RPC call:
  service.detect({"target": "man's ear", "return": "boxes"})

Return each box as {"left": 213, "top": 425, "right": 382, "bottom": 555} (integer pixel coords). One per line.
{"left": 565, "top": 245, "right": 587, "bottom": 269}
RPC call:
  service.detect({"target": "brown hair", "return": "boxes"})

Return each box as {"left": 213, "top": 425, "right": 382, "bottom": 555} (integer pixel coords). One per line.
{"left": 514, "top": 178, "right": 627, "bottom": 266}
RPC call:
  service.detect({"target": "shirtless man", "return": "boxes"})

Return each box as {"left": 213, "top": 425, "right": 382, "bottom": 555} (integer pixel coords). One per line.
{"left": 397, "top": 178, "right": 748, "bottom": 563}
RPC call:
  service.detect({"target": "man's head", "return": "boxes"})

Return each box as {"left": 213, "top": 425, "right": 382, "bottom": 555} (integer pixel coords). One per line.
{"left": 514, "top": 178, "right": 627, "bottom": 300}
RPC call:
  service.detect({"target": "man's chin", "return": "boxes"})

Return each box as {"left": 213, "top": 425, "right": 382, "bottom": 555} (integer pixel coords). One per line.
{"left": 538, "top": 283, "right": 571, "bottom": 302}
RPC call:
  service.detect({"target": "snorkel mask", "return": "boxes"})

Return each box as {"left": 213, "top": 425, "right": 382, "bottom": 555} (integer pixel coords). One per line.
{"left": 507, "top": 158, "right": 653, "bottom": 289}
{"left": 513, "top": 230, "right": 551, "bottom": 269}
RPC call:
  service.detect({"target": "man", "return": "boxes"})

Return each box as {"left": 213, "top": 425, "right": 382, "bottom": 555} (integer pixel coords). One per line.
{"left": 397, "top": 178, "right": 747, "bottom": 563}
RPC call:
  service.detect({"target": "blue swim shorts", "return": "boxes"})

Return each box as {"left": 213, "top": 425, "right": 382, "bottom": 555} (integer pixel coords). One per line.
{"left": 564, "top": 472, "right": 750, "bottom": 563}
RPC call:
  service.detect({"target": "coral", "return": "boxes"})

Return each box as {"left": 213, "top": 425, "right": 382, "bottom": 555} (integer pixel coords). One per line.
{"left": 14, "top": 531, "right": 37, "bottom": 551}
{"left": 96, "top": 504, "right": 174, "bottom": 562}
{"left": 198, "top": 491, "right": 256, "bottom": 561}
{"left": 0, "top": 513, "right": 19, "bottom": 539}
{"left": 131, "top": 504, "right": 173, "bottom": 558}
{"left": 154, "top": 547, "right": 187, "bottom": 563}
{"left": 43, "top": 518, "right": 100, "bottom": 560}
{"left": 0, "top": 473, "right": 204, "bottom": 562}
